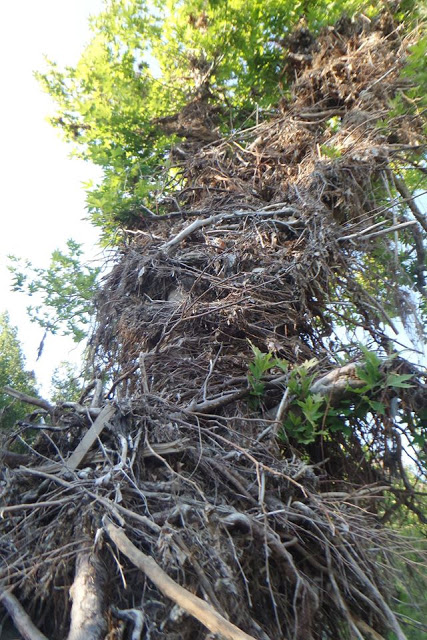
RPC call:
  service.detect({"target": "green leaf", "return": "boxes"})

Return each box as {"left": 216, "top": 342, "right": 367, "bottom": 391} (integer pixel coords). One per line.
{"left": 385, "top": 373, "right": 414, "bottom": 389}
{"left": 368, "top": 400, "right": 386, "bottom": 414}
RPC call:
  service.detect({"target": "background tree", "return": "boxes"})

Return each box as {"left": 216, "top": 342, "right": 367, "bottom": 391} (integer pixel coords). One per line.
{"left": 49, "top": 361, "right": 85, "bottom": 404}
{"left": 0, "top": 312, "right": 38, "bottom": 430}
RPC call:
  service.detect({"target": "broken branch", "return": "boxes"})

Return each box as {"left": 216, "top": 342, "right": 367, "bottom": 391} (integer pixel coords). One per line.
{"left": 2, "top": 386, "right": 53, "bottom": 413}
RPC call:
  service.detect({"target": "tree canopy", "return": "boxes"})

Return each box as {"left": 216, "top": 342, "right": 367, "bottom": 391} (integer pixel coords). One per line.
{"left": 37, "top": 0, "right": 425, "bottom": 240}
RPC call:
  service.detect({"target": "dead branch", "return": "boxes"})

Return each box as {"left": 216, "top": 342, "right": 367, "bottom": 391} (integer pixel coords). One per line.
{"left": 60, "top": 402, "right": 101, "bottom": 418}
{"left": 338, "top": 544, "right": 407, "bottom": 640}
{"left": 392, "top": 173, "right": 427, "bottom": 232}
{"left": 63, "top": 404, "right": 116, "bottom": 471}
{"left": 111, "top": 607, "right": 144, "bottom": 640}
{"left": 34, "top": 404, "right": 116, "bottom": 473}
{"left": 18, "top": 467, "right": 162, "bottom": 534}
{"left": 90, "top": 379, "right": 104, "bottom": 409}
{"left": 160, "top": 206, "right": 297, "bottom": 251}
{"left": 352, "top": 616, "right": 387, "bottom": 640}
{"left": 310, "top": 363, "right": 366, "bottom": 400}
{"left": 2, "top": 386, "right": 53, "bottom": 413}
{"left": 338, "top": 219, "right": 417, "bottom": 242}
{"left": 0, "top": 449, "right": 33, "bottom": 468}
{"left": 0, "top": 499, "right": 67, "bottom": 514}
{"left": 106, "top": 364, "right": 139, "bottom": 397}
{"left": 0, "top": 587, "right": 49, "bottom": 640}
{"left": 187, "top": 387, "right": 249, "bottom": 413}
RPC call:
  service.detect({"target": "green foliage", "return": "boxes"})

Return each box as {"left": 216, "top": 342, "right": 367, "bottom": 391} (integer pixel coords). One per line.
{"left": 247, "top": 340, "right": 287, "bottom": 397}
{"left": 247, "top": 343, "right": 420, "bottom": 447}
{"left": 248, "top": 340, "right": 288, "bottom": 397}
{"left": 0, "top": 312, "right": 38, "bottom": 430}
{"left": 319, "top": 143, "right": 342, "bottom": 160}
{"left": 281, "top": 358, "right": 328, "bottom": 444}
{"left": 36, "top": 0, "right": 397, "bottom": 239}
{"left": 389, "top": 30, "right": 427, "bottom": 127}
{"left": 8, "top": 240, "right": 101, "bottom": 343}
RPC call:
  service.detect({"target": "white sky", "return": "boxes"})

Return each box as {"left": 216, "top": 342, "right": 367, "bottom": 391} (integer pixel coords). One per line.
{"left": 0, "top": 0, "right": 105, "bottom": 395}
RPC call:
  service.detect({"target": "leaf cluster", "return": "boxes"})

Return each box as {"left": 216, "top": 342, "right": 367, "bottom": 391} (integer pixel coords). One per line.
{"left": 8, "top": 239, "right": 101, "bottom": 343}
{"left": 247, "top": 343, "right": 422, "bottom": 451}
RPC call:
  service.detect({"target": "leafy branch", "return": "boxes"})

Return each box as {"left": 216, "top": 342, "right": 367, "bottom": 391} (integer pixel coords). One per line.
{"left": 8, "top": 239, "right": 101, "bottom": 343}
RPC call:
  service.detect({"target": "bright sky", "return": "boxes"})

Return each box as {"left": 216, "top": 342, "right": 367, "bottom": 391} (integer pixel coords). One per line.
{"left": 0, "top": 0, "right": 105, "bottom": 395}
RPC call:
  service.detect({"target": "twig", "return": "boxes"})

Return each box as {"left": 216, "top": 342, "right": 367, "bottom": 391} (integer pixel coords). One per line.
{"left": 160, "top": 207, "right": 297, "bottom": 251}
{"left": 90, "top": 379, "right": 104, "bottom": 409}
{"left": 18, "top": 467, "right": 162, "bottom": 534}
{"left": 16, "top": 421, "right": 69, "bottom": 432}
{"left": 60, "top": 402, "right": 101, "bottom": 418}
{"left": 274, "top": 386, "right": 290, "bottom": 425}
{"left": 362, "top": 220, "right": 418, "bottom": 239}
{"left": 138, "top": 204, "right": 158, "bottom": 218}
{"left": 201, "top": 345, "right": 222, "bottom": 401}
{"left": 61, "top": 404, "right": 115, "bottom": 472}
{"left": 0, "top": 500, "right": 66, "bottom": 514}
{"left": 352, "top": 616, "right": 387, "bottom": 640}
{"left": 111, "top": 607, "right": 144, "bottom": 640}
{"left": 139, "top": 351, "right": 149, "bottom": 395}
{"left": 103, "top": 518, "right": 261, "bottom": 640}
{"left": 0, "top": 449, "right": 33, "bottom": 468}
{"left": 107, "top": 364, "right": 139, "bottom": 397}
{"left": 187, "top": 387, "right": 249, "bottom": 413}
{"left": 207, "top": 458, "right": 258, "bottom": 505}
{"left": 77, "top": 379, "right": 97, "bottom": 405}
{"left": 33, "top": 404, "right": 116, "bottom": 473}
{"left": 160, "top": 213, "right": 225, "bottom": 250}
{"left": 381, "top": 170, "right": 399, "bottom": 272}
{"left": 339, "top": 544, "right": 408, "bottom": 640}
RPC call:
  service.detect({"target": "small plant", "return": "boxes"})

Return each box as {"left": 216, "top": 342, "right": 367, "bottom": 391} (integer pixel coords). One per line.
{"left": 325, "top": 115, "right": 341, "bottom": 133}
{"left": 320, "top": 143, "right": 342, "bottom": 159}
{"left": 247, "top": 340, "right": 288, "bottom": 398}
{"left": 248, "top": 343, "right": 417, "bottom": 446}
{"left": 281, "top": 358, "right": 323, "bottom": 444}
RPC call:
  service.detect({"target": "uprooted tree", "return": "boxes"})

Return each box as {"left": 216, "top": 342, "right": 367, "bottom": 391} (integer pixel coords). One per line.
{"left": 1, "top": 1, "right": 426, "bottom": 639}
